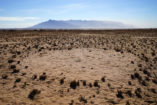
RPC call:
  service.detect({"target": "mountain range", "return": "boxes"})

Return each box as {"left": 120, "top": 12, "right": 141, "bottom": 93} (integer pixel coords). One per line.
{"left": 30, "top": 20, "right": 134, "bottom": 29}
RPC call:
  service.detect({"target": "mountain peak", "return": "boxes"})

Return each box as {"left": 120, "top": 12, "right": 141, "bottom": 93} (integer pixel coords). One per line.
{"left": 47, "top": 19, "right": 56, "bottom": 22}
{"left": 48, "top": 19, "right": 52, "bottom": 21}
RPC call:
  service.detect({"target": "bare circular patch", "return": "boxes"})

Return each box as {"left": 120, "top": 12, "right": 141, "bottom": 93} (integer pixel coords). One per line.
{"left": 22, "top": 48, "right": 138, "bottom": 85}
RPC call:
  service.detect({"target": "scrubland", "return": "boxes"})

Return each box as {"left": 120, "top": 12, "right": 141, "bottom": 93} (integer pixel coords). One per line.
{"left": 0, "top": 29, "right": 157, "bottom": 105}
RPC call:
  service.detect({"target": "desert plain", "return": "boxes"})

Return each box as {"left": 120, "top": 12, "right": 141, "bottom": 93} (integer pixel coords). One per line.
{"left": 0, "top": 29, "right": 157, "bottom": 105}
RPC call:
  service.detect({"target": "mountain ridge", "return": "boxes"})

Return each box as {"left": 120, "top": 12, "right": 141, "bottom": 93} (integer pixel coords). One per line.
{"left": 30, "top": 20, "right": 134, "bottom": 29}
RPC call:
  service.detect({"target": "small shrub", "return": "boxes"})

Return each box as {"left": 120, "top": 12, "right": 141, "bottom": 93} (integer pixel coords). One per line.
{"left": 117, "top": 90, "right": 124, "bottom": 98}
{"left": 150, "top": 88, "right": 156, "bottom": 94}
{"left": 28, "top": 89, "right": 40, "bottom": 100}
{"left": 134, "top": 72, "right": 142, "bottom": 80}
{"left": 12, "top": 69, "right": 19, "bottom": 73}
{"left": 69, "top": 100, "right": 74, "bottom": 105}
{"left": 128, "top": 81, "right": 132, "bottom": 85}
{"left": 10, "top": 65, "right": 16, "bottom": 69}
{"left": 15, "top": 78, "right": 21, "bottom": 83}
{"left": 2, "top": 74, "right": 8, "bottom": 79}
{"left": 101, "top": 77, "right": 105, "bottom": 82}
{"left": 152, "top": 79, "right": 157, "bottom": 84}
{"left": 131, "top": 61, "right": 134, "bottom": 64}
{"left": 39, "top": 73, "right": 47, "bottom": 81}
{"left": 143, "top": 69, "right": 148, "bottom": 74}
{"left": 145, "top": 76, "right": 150, "bottom": 81}
{"left": 140, "top": 80, "right": 148, "bottom": 86}
{"left": 103, "top": 48, "right": 107, "bottom": 50}
{"left": 32, "top": 74, "right": 37, "bottom": 80}
{"left": 83, "top": 80, "right": 86, "bottom": 86}
{"left": 8, "top": 59, "right": 14, "bottom": 63}
{"left": 131, "top": 74, "right": 135, "bottom": 80}
{"left": 114, "top": 48, "right": 121, "bottom": 52}
{"left": 116, "top": 90, "right": 124, "bottom": 99}
{"left": 89, "top": 83, "right": 92, "bottom": 88}
{"left": 25, "top": 66, "right": 28, "bottom": 69}
{"left": 135, "top": 88, "right": 142, "bottom": 98}
{"left": 17, "top": 61, "right": 20, "bottom": 64}
{"left": 70, "top": 80, "right": 78, "bottom": 89}
{"left": 108, "top": 83, "right": 111, "bottom": 87}
{"left": 12, "top": 55, "right": 16, "bottom": 58}
{"left": 94, "top": 80, "right": 99, "bottom": 88}
{"left": 60, "top": 78, "right": 64, "bottom": 85}
{"left": 138, "top": 64, "right": 142, "bottom": 67}
{"left": 151, "top": 52, "right": 155, "bottom": 56}
{"left": 68, "top": 47, "right": 72, "bottom": 50}
{"left": 126, "top": 90, "right": 132, "bottom": 97}
{"left": 79, "top": 96, "right": 87, "bottom": 104}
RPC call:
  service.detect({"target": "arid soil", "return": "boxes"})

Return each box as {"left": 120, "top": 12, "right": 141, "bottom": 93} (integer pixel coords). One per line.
{"left": 0, "top": 29, "right": 157, "bottom": 105}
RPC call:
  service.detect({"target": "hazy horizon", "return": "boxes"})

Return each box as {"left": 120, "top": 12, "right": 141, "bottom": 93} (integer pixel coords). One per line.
{"left": 0, "top": 0, "right": 157, "bottom": 28}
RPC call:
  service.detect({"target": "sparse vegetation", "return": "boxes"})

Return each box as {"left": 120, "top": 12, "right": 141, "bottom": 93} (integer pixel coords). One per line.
{"left": 0, "top": 29, "right": 157, "bottom": 105}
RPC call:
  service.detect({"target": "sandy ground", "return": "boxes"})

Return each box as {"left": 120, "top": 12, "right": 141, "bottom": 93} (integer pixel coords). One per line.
{"left": 0, "top": 30, "right": 157, "bottom": 105}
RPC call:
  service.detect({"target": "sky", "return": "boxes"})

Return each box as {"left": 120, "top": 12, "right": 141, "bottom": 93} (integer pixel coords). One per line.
{"left": 0, "top": 0, "right": 157, "bottom": 28}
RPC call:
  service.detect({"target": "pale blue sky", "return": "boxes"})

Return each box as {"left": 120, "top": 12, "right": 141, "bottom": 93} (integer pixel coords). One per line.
{"left": 0, "top": 0, "right": 157, "bottom": 28}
